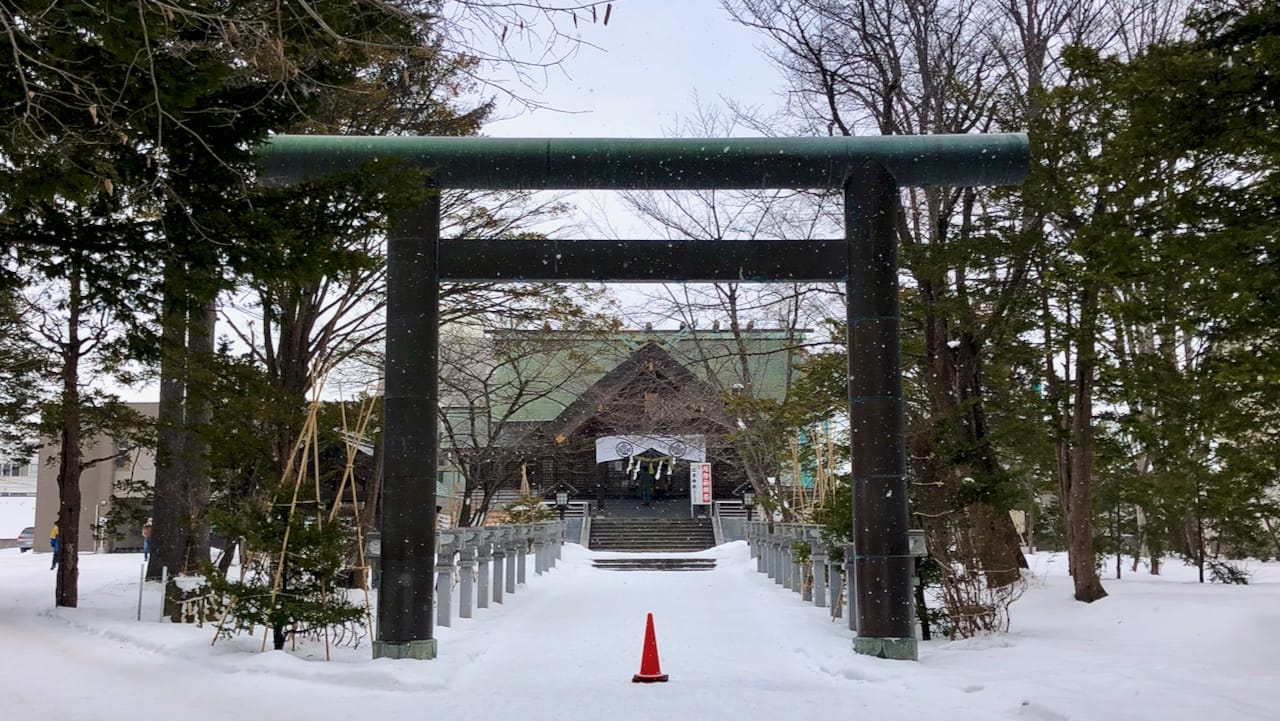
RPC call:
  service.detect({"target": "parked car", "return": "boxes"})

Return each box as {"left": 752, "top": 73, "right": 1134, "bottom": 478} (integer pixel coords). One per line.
{"left": 16, "top": 526, "right": 34, "bottom": 552}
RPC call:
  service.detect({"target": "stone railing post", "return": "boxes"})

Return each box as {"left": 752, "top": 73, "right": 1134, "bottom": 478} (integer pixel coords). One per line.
{"left": 746, "top": 522, "right": 757, "bottom": 559}
{"left": 809, "top": 529, "right": 826, "bottom": 608}
{"left": 792, "top": 527, "right": 805, "bottom": 597}
{"left": 758, "top": 528, "right": 767, "bottom": 577}
{"left": 491, "top": 529, "right": 506, "bottom": 605}
{"left": 777, "top": 529, "right": 790, "bottom": 588}
{"left": 753, "top": 524, "right": 765, "bottom": 572}
{"left": 773, "top": 526, "right": 786, "bottom": 585}
{"left": 781, "top": 525, "right": 794, "bottom": 591}
{"left": 788, "top": 527, "right": 798, "bottom": 594}
{"left": 790, "top": 526, "right": 803, "bottom": 591}
{"left": 516, "top": 525, "right": 529, "bottom": 586}
{"left": 504, "top": 529, "right": 519, "bottom": 595}
{"left": 759, "top": 523, "right": 769, "bottom": 565}
{"left": 760, "top": 523, "right": 770, "bottom": 574}
{"left": 765, "top": 528, "right": 777, "bottom": 580}
{"left": 828, "top": 556, "right": 842, "bottom": 616}
{"left": 436, "top": 532, "right": 457, "bottom": 628}
{"left": 458, "top": 529, "right": 477, "bottom": 620}
{"left": 476, "top": 531, "right": 491, "bottom": 610}
{"left": 771, "top": 532, "right": 783, "bottom": 581}
{"left": 533, "top": 526, "right": 547, "bottom": 576}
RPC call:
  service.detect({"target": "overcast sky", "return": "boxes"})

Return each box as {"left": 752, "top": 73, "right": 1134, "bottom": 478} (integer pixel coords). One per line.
{"left": 468, "top": 0, "right": 796, "bottom": 258}
{"left": 482, "top": 1, "right": 786, "bottom": 139}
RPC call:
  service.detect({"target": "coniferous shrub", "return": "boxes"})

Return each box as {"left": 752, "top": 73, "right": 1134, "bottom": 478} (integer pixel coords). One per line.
{"left": 207, "top": 495, "right": 367, "bottom": 652}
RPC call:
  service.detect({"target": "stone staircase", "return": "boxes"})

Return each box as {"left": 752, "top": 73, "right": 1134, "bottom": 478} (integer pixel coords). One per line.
{"left": 588, "top": 517, "right": 715, "bottom": 553}
{"left": 592, "top": 558, "right": 716, "bottom": 572}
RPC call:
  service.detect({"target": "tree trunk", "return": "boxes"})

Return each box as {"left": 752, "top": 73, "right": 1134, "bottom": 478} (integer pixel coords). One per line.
{"left": 179, "top": 296, "right": 215, "bottom": 576}
{"left": 956, "top": 331, "right": 1029, "bottom": 585}
{"left": 268, "top": 286, "right": 315, "bottom": 484}
{"left": 919, "top": 297, "right": 1026, "bottom": 587}
{"left": 1067, "top": 284, "right": 1107, "bottom": 603}
{"left": 965, "top": 503, "right": 1025, "bottom": 586}
{"left": 457, "top": 491, "right": 474, "bottom": 528}
{"left": 1114, "top": 502, "right": 1122, "bottom": 580}
{"left": 1131, "top": 525, "right": 1144, "bottom": 573}
{"left": 216, "top": 538, "right": 237, "bottom": 577}
{"left": 54, "top": 261, "right": 84, "bottom": 608}
{"left": 1263, "top": 517, "right": 1280, "bottom": 559}
{"left": 1195, "top": 501, "right": 1205, "bottom": 584}
{"left": 1131, "top": 502, "right": 1147, "bottom": 572}
{"left": 1028, "top": 502, "right": 1037, "bottom": 554}
{"left": 914, "top": 559, "right": 931, "bottom": 642}
{"left": 1041, "top": 263, "right": 1075, "bottom": 571}
{"left": 149, "top": 258, "right": 188, "bottom": 581}
{"left": 151, "top": 263, "right": 216, "bottom": 618}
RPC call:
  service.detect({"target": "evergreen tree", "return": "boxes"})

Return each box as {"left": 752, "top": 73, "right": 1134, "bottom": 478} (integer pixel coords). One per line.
{"left": 0, "top": 1, "right": 459, "bottom": 602}
{"left": 207, "top": 490, "right": 367, "bottom": 652}
{"left": 1027, "top": 0, "right": 1280, "bottom": 581}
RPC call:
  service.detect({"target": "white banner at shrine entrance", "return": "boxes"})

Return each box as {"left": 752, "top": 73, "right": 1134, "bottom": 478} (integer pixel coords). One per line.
{"left": 595, "top": 434, "right": 706, "bottom": 463}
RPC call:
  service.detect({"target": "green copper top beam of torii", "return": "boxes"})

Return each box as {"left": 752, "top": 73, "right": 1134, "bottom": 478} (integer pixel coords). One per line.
{"left": 258, "top": 133, "right": 1029, "bottom": 190}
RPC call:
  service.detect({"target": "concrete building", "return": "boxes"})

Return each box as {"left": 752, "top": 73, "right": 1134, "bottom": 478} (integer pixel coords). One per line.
{"left": 0, "top": 453, "right": 38, "bottom": 496}
{"left": 34, "top": 402, "right": 158, "bottom": 552}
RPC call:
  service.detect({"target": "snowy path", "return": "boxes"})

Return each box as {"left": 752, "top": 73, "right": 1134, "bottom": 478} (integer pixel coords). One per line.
{"left": 2, "top": 543, "right": 1279, "bottom": 721}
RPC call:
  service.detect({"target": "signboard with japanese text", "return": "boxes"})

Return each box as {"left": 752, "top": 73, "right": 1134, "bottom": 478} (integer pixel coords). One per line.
{"left": 690, "top": 462, "right": 712, "bottom": 506}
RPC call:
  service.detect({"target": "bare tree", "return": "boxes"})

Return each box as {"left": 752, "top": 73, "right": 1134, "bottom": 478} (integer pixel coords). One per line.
{"left": 610, "top": 102, "right": 838, "bottom": 515}
{"left": 724, "top": 0, "right": 1202, "bottom": 602}
{"left": 435, "top": 0, "right": 616, "bottom": 108}
{"left": 438, "top": 325, "right": 611, "bottom": 525}
{"left": 723, "top": 0, "right": 1041, "bottom": 588}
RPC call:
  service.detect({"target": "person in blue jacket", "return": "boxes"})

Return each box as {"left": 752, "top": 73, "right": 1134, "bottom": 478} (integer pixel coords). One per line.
{"left": 50, "top": 520, "right": 60, "bottom": 570}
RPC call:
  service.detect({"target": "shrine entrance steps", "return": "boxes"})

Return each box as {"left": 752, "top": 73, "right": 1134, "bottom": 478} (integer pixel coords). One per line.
{"left": 588, "top": 517, "right": 715, "bottom": 553}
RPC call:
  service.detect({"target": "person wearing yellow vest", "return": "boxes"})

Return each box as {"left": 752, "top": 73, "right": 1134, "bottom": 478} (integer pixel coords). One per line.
{"left": 49, "top": 521, "right": 60, "bottom": 570}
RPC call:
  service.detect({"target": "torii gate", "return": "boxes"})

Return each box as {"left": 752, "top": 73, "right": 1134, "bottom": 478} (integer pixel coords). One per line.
{"left": 260, "top": 133, "right": 1030, "bottom": 661}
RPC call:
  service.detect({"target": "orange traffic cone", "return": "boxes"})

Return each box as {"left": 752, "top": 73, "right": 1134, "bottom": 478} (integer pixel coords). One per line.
{"left": 632, "top": 612, "right": 669, "bottom": 683}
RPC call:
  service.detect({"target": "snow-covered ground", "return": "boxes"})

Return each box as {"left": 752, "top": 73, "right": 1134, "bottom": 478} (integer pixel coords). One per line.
{"left": 1, "top": 543, "right": 1277, "bottom": 721}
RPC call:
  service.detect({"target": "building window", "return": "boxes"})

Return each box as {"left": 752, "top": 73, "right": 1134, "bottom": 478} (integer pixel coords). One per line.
{"left": 1, "top": 462, "right": 30, "bottom": 477}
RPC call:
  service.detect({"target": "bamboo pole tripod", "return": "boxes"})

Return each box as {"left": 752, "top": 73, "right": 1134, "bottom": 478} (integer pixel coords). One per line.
{"left": 211, "top": 374, "right": 379, "bottom": 658}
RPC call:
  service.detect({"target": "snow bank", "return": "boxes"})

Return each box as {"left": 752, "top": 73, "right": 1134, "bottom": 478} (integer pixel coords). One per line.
{"left": 1, "top": 543, "right": 1277, "bottom": 721}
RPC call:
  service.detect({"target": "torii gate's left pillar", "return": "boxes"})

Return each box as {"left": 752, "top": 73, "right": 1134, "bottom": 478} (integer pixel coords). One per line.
{"left": 373, "top": 192, "right": 440, "bottom": 660}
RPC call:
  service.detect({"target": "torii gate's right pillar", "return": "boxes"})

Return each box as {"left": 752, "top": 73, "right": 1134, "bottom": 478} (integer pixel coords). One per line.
{"left": 845, "top": 164, "right": 917, "bottom": 661}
